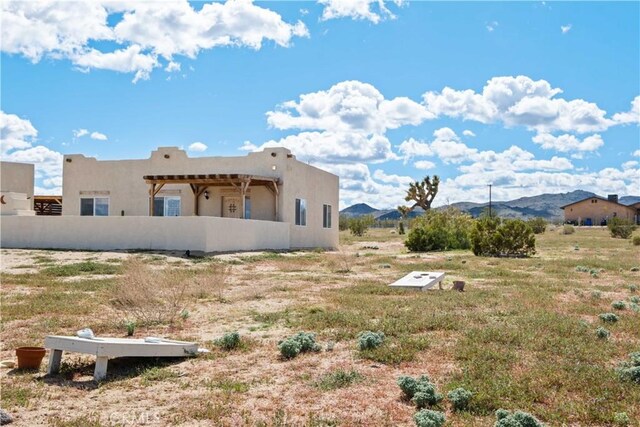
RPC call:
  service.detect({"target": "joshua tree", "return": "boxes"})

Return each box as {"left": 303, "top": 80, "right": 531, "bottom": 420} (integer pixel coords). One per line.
{"left": 398, "top": 175, "right": 440, "bottom": 214}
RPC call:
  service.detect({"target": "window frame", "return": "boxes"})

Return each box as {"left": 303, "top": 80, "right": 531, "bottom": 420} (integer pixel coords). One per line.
{"left": 295, "top": 198, "right": 307, "bottom": 226}
{"left": 80, "top": 196, "right": 110, "bottom": 216}
{"left": 322, "top": 204, "right": 332, "bottom": 229}
{"left": 153, "top": 195, "right": 182, "bottom": 217}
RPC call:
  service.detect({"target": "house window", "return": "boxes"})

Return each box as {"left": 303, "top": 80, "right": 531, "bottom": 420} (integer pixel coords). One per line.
{"left": 80, "top": 197, "right": 109, "bottom": 216}
{"left": 295, "top": 198, "right": 307, "bottom": 226}
{"left": 245, "top": 196, "right": 251, "bottom": 219}
{"left": 154, "top": 196, "right": 181, "bottom": 216}
{"left": 323, "top": 204, "right": 332, "bottom": 228}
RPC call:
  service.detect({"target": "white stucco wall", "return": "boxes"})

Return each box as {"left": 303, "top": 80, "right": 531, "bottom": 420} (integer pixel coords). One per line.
{"left": 1, "top": 161, "right": 35, "bottom": 211}
{"left": 1, "top": 216, "right": 290, "bottom": 252}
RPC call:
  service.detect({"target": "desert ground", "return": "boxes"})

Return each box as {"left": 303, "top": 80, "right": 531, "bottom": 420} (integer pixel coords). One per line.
{"left": 1, "top": 227, "right": 639, "bottom": 426}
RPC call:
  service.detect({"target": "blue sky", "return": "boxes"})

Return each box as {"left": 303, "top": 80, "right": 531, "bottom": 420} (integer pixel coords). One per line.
{"left": 1, "top": 0, "right": 639, "bottom": 208}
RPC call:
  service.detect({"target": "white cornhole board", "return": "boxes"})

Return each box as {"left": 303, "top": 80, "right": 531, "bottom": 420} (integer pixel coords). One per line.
{"left": 388, "top": 271, "right": 445, "bottom": 291}
{"left": 44, "top": 336, "right": 198, "bottom": 381}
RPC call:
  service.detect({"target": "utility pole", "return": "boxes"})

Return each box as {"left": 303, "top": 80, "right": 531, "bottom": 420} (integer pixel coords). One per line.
{"left": 488, "top": 184, "right": 492, "bottom": 218}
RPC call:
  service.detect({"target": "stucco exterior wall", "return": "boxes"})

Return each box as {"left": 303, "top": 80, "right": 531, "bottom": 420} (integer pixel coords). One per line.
{"left": 1, "top": 216, "right": 290, "bottom": 252}
{"left": 563, "top": 198, "right": 636, "bottom": 224}
{"left": 1, "top": 161, "right": 34, "bottom": 210}
{"left": 60, "top": 147, "right": 339, "bottom": 249}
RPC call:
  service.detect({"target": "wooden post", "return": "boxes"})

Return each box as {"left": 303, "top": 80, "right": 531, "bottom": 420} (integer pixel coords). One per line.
{"left": 149, "top": 183, "right": 156, "bottom": 216}
{"left": 273, "top": 181, "right": 279, "bottom": 222}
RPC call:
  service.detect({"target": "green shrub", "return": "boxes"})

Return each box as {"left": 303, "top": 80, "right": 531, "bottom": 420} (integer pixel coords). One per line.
{"left": 630, "top": 296, "right": 640, "bottom": 304}
{"left": 278, "top": 339, "right": 301, "bottom": 359}
{"left": 599, "top": 313, "right": 619, "bottom": 323}
{"left": 632, "top": 236, "right": 640, "bottom": 246}
{"left": 617, "top": 352, "right": 640, "bottom": 384}
{"left": 314, "top": 369, "right": 363, "bottom": 391}
{"left": 629, "top": 285, "right": 638, "bottom": 293}
{"left": 561, "top": 224, "right": 575, "bottom": 235}
{"left": 405, "top": 208, "right": 474, "bottom": 252}
{"left": 494, "top": 409, "right": 544, "bottom": 427}
{"left": 595, "top": 327, "right": 610, "bottom": 340}
{"left": 614, "top": 412, "right": 630, "bottom": 426}
{"left": 575, "top": 265, "right": 590, "bottom": 273}
{"left": 414, "top": 409, "right": 446, "bottom": 427}
{"left": 608, "top": 217, "right": 637, "bottom": 239}
{"left": 348, "top": 215, "right": 375, "bottom": 237}
{"left": 125, "top": 320, "right": 135, "bottom": 336}
{"left": 398, "top": 222, "right": 406, "bottom": 235}
{"left": 470, "top": 217, "right": 536, "bottom": 257}
{"left": 397, "top": 375, "right": 443, "bottom": 408}
{"left": 447, "top": 387, "right": 472, "bottom": 411}
{"left": 357, "top": 331, "right": 385, "bottom": 350}
{"left": 527, "top": 217, "right": 547, "bottom": 234}
{"left": 215, "top": 332, "right": 240, "bottom": 350}
{"left": 278, "top": 332, "right": 320, "bottom": 359}
{"left": 612, "top": 301, "right": 627, "bottom": 310}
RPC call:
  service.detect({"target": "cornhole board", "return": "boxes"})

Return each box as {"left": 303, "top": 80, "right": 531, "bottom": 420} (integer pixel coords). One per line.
{"left": 388, "top": 271, "right": 445, "bottom": 291}
{"left": 44, "top": 336, "right": 198, "bottom": 381}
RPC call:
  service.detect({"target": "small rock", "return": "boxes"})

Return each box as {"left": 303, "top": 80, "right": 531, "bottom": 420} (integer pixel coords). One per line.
{"left": 0, "top": 409, "right": 13, "bottom": 425}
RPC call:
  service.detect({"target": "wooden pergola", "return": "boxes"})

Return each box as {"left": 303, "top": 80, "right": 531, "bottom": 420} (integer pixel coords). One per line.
{"left": 143, "top": 174, "right": 280, "bottom": 219}
{"left": 34, "top": 195, "right": 62, "bottom": 216}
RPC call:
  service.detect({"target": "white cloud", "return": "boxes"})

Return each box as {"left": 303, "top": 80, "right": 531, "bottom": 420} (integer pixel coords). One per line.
{"left": 90, "top": 131, "right": 108, "bottom": 141}
{"left": 414, "top": 160, "right": 436, "bottom": 170}
{"left": 1, "top": 0, "right": 308, "bottom": 82}
{"left": 532, "top": 133, "right": 604, "bottom": 153}
{"left": 73, "top": 129, "right": 89, "bottom": 138}
{"left": 613, "top": 96, "right": 640, "bottom": 125}
{"left": 372, "top": 169, "right": 414, "bottom": 186}
{"left": 486, "top": 21, "right": 498, "bottom": 32}
{"left": 267, "top": 80, "right": 432, "bottom": 135}
{"left": 423, "top": 75, "right": 614, "bottom": 134}
{"left": 622, "top": 160, "right": 638, "bottom": 170}
{"left": 319, "top": 0, "right": 403, "bottom": 24}
{"left": 400, "top": 127, "right": 573, "bottom": 172}
{"left": 633, "top": 149, "right": 640, "bottom": 157}
{"left": 260, "top": 131, "right": 396, "bottom": 164}
{"left": 462, "top": 130, "right": 476, "bottom": 137}
{"left": 165, "top": 61, "right": 181, "bottom": 73}
{"left": 188, "top": 142, "right": 208, "bottom": 152}
{"left": 1, "top": 110, "right": 38, "bottom": 154}
{"left": 561, "top": 24, "right": 572, "bottom": 34}
{"left": 1, "top": 111, "right": 63, "bottom": 193}
{"left": 239, "top": 140, "right": 258, "bottom": 151}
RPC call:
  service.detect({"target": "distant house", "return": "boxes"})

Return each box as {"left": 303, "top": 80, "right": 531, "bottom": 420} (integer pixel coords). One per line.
{"left": 561, "top": 194, "right": 639, "bottom": 226}
{"left": 1, "top": 147, "right": 339, "bottom": 251}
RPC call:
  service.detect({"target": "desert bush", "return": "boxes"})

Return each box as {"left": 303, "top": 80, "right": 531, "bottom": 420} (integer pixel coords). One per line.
{"left": 494, "top": 409, "right": 544, "bottom": 427}
{"left": 397, "top": 375, "right": 443, "bottom": 408}
{"left": 413, "top": 409, "right": 446, "bottom": 427}
{"left": 633, "top": 236, "right": 640, "bottom": 246}
{"left": 110, "top": 259, "right": 229, "bottom": 325}
{"left": 614, "top": 412, "right": 630, "bottom": 426}
{"left": 527, "top": 217, "right": 547, "bottom": 234}
{"left": 447, "top": 387, "right": 472, "bottom": 411}
{"left": 398, "top": 222, "right": 406, "bottom": 235}
{"left": 596, "top": 327, "right": 610, "bottom": 340}
{"left": 608, "top": 217, "right": 637, "bottom": 239}
{"left": 215, "top": 332, "right": 240, "bottom": 350}
{"left": 125, "top": 320, "right": 135, "bottom": 336}
{"left": 314, "top": 369, "right": 363, "bottom": 391}
{"left": 630, "top": 296, "right": 640, "bottom": 304}
{"left": 561, "top": 224, "right": 575, "bottom": 235}
{"left": 278, "top": 332, "right": 321, "bottom": 359}
{"left": 575, "top": 265, "right": 590, "bottom": 273}
{"left": 630, "top": 285, "right": 638, "bottom": 293}
{"left": 599, "top": 313, "right": 619, "bottom": 323}
{"left": 612, "top": 301, "right": 627, "bottom": 310}
{"left": 470, "top": 217, "right": 536, "bottom": 257}
{"left": 348, "top": 215, "right": 375, "bottom": 237}
{"left": 338, "top": 214, "right": 350, "bottom": 231}
{"left": 405, "top": 208, "right": 473, "bottom": 252}
{"left": 357, "top": 331, "right": 385, "bottom": 350}
{"left": 617, "top": 352, "right": 640, "bottom": 384}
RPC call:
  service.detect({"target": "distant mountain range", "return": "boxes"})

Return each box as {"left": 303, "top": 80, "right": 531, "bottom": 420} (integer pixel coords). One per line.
{"left": 340, "top": 190, "right": 640, "bottom": 221}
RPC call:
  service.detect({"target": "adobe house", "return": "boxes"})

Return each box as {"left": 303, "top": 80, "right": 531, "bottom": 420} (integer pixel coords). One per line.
{"left": 1, "top": 147, "right": 339, "bottom": 251}
{"left": 561, "top": 194, "right": 639, "bottom": 226}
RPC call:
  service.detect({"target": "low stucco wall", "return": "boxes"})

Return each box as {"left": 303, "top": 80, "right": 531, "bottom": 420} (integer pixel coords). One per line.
{"left": 1, "top": 216, "right": 290, "bottom": 252}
